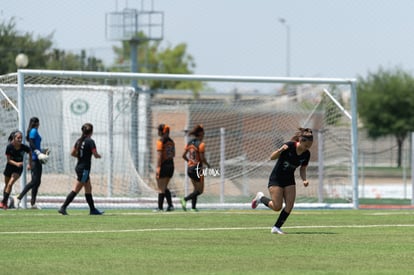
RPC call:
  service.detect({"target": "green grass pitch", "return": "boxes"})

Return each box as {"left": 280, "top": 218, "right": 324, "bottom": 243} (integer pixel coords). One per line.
{"left": 1, "top": 209, "right": 413, "bottom": 274}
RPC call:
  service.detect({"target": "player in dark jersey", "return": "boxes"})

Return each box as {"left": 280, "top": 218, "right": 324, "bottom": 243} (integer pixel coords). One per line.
{"left": 154, "top": 124, "right": 175, "bottom": 212}
{"left": 1, "top": 131, "right": 32, "bottom": 210}
{"left": 58, "top": 123, "right": 103, "bottom": 215}
{"left": 14, "top": 117, "right": 49, "bottom": 209}
{"left": 251, "top": 128, "right": 313, "bottom": 234}
{"left": 180, "top": 124, "right": 210, "bottom": 211}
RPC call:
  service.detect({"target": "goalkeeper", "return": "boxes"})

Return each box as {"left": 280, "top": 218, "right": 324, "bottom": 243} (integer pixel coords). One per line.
{"left": 14, "top": 117, "right": 48, "bottom": 209}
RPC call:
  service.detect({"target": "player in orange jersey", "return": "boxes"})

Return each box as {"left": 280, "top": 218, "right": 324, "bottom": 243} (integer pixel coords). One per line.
{"left": 180, "top": 124, "right": 210, "bottom": 212}
{"left": 154, "top": 124, "right": 175, "bottom": 212}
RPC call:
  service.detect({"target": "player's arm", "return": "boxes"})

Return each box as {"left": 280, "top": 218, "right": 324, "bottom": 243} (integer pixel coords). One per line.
{"left": 70, "top": 147, "right": 78, "bottom": 158}
{"left": 30, "top": 136, "right": 48, "bottom": 162}
{"left": 6, "top": 155, "right": 22, "bottom": 167}
{"left": 92, "top": 148, "right": 101, "bottom": 159}
{"left": 299, "top": 165, "right": 309, "bottom": 187}
{"left": 182, "top": 148, "right": 189, "bottom": 162}
{"left": 198, "top": 143, "right": 210, "bottom": 168}
{"left": 28, "top": 137, "right": 37, "bottom": 151}
{"left": 156, "top": 151, "right": 162, "bottom": 179}
{"left": 156, "top": 141, "right": 163, "bottom": 179}
{"left": 270, "top": 144, "right": 288, "bottom": 160}
{"left": 199, "top": 152, "right": 210, "bottom": 168}
{"left": 27, "top": 151, "right": 32, "bottom": 170}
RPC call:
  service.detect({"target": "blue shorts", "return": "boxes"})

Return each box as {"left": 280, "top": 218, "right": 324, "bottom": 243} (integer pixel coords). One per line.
{"left": 76, "top": 168, "right": 90, "bottom": 183}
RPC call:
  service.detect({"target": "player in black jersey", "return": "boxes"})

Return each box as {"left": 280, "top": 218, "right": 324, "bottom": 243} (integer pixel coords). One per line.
{"left": 58, "top": 123, "right": 103, "bottom": 215}
{"left": 1, "top": 131, "right": 31, "bottom": 210}
{"left": 251, "top": 128, "right": 313, "bottom": 234}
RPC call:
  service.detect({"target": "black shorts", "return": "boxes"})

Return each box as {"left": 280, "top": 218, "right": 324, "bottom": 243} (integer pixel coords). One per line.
{"left": 3, "top": 164, "right": 23, "bottom": 177}
{"left": 75, "top": 167, "right": 90, "bottom": 183}
{"left": 268, "top": 179, "right": 296, "bottom": 188}
{"left": 159, "top": 162, "right": 174, "bottom": 178}
{"left": 187, "top": 165, "right": 201, "bottom": 182}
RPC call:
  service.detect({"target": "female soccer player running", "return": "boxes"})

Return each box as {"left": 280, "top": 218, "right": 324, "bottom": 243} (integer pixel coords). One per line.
{"left": 58, "top": 123, "right": 103, "bottom": 215}
{"left": 1, "top": 131, "right": 32, "bottom": 210}
{"left": 251, "top": 127, "right": 313, "bottom": 234}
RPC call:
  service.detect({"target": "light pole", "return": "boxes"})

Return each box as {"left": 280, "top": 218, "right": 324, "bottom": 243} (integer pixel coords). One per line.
{"left": 15, "top": 53, "right": 29, "bottom": 69}
{"left": 278, "top": 18, "right": 290, "bottom": 77}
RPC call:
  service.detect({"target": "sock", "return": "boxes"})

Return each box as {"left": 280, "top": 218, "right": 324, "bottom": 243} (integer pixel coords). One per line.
{"left": 191, "top": 196, "right": 197, "bottom": 209}
{"left": 191, "top": 191, "right": 201, "bottom": 209}
{"left": 165, "top": 189, "right": 173, "bottom": 207}
{"left": 158, "top": 193, "right": 165, "bottom": 210}
{"left": 2, "top": 191, "right": 10, "bottom": 204}
{"left": 85, "top": 193, "right": 96, "bottom": 210}
{"left": 260, "top": 196, "right": 271, "bottom": 207}
{"left": 184, "top": 190, "right": 200, "bottom": 202}
{"left": 275, "top": 209, "right": 290, "bottom": 228}
{"left": 61, "top": 191, "right": 77, "bottom": 209}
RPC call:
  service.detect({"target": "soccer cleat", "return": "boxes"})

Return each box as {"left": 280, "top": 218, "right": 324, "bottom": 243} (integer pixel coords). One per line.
{"left": 166, "top": 205, "right": 174, "bottom": 212}
{"left": 271, "top": 226, "right": 286, "bottom": 235}
{"left": 153, "top": 208, "right": 163, "bottom": 212}
{"left": 0, "top": 202, "right": 8, "bottom": 210}
{"left": 180, "top": 198, "right": 187, "bottom": 211}
{"left": 90, "top": 209, "right": 104, "bottom": 215}
{"left": 31, "top": 204, "right": 41, "bottom": 210}
{"left": 13, "top": 196, "right": 21, "bottom": 209}
{"left": 190, "top": 208, "right": 199, "bottom": 212}
{"left": 251, "top": 191, "right": 264, "bottom": 209}
{"left": 58, "top": 208, "right": 68, "bottom": 215}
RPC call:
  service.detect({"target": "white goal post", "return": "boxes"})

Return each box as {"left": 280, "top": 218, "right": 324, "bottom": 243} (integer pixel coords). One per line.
{"left": 1, "top": 69, "right": 358, "bottom": 209}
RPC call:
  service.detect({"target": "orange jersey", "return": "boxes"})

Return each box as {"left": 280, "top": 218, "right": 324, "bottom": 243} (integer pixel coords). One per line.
{"left": 184, "top": 139, "right": 205, "bottom": 167}
{"left": 157, "top": 137, "right": 175, "bottom": 164}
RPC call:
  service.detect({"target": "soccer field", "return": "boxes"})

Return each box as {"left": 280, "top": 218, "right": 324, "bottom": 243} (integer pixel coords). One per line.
{"left": 1, "top": 209, "right": 413, "bottom": 274}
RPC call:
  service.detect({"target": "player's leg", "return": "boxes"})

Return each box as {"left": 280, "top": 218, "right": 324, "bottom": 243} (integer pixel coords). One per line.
{"left": 164, "top": 164, "right": 175, "bottom": 211}
{"left": 156, "top": 178, "right": 167, "bottom": 211}
{"left": 190, "top": 177, "right": 204, "bottom": 211}
{"left": 83, "top": 179, "right": 103, "bottom": 215}
{"left": 29, "top": 160, "right": 43, "bottom": 208}
{"left": 1, "top": 176, "right": 12, "bottom": 209}
{"left": 180, "top": 166, "right": 201, "bottom": 211}
{"left": 252, "top": 185, "right": 283, "bottom": 211}
{"left": 272, "top": 185, "right": 296, "bottom": 234}
{"left": 58, "top": 168, "right": 85, "bottom": 215}
{"left": 1, "top": 173, "right": 20, "bottom": 209}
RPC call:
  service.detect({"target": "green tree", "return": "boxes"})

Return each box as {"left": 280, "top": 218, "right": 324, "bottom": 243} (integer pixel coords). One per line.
{"left": 357, "top": 68, "right": 414, "bottom": 167}
{"left": 111, "top": 38, "right": 203, "bottom": 95}
{"left": 0, "top": 17, "right": 105, "bottom": 73}
{"left": 0, "top": 17, "right": 52, "bottom": 73}
{"left": 46, "top": 49, "right": 105, "bottom": 71}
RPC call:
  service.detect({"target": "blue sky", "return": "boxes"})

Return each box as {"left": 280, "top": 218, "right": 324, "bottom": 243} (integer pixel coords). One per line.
{"left": 2, "top": 0, "right": 414, "bottom": 84}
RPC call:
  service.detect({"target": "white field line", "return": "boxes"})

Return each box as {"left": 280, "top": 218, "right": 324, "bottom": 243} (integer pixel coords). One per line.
{"left": 1, "top": 224, "right": 414, "bottom": 235}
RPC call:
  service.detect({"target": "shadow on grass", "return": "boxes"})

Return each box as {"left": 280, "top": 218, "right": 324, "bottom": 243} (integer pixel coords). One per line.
{"left": 288, "top": 231, "right": 337, "bottom": 235}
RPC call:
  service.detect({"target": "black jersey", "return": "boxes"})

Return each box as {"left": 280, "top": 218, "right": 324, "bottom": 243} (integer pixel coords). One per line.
{"left": 269, "top": 141, "right": 310, "bottom": 186}
{"left": 74, "top": 137, "right": 97, "bottom": 170}
{"left": 5, "top": 143, "right": 31, "bottom": 163}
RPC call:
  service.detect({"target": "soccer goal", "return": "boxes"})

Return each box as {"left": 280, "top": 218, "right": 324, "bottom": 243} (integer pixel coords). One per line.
{"left": 0, "top": 70, "right": 358, "bottom": 209}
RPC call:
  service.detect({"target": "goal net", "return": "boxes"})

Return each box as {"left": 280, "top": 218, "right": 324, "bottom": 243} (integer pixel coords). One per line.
{"left": 0, "top": 70, "right": 358, "bottom": 209}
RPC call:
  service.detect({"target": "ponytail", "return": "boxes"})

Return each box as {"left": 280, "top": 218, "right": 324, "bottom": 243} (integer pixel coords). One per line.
{"left": 26, "top": 117, "right": 39, "bottom": 142}
{"left": 75, "top": 123, "right": 94, "bottom": 152}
